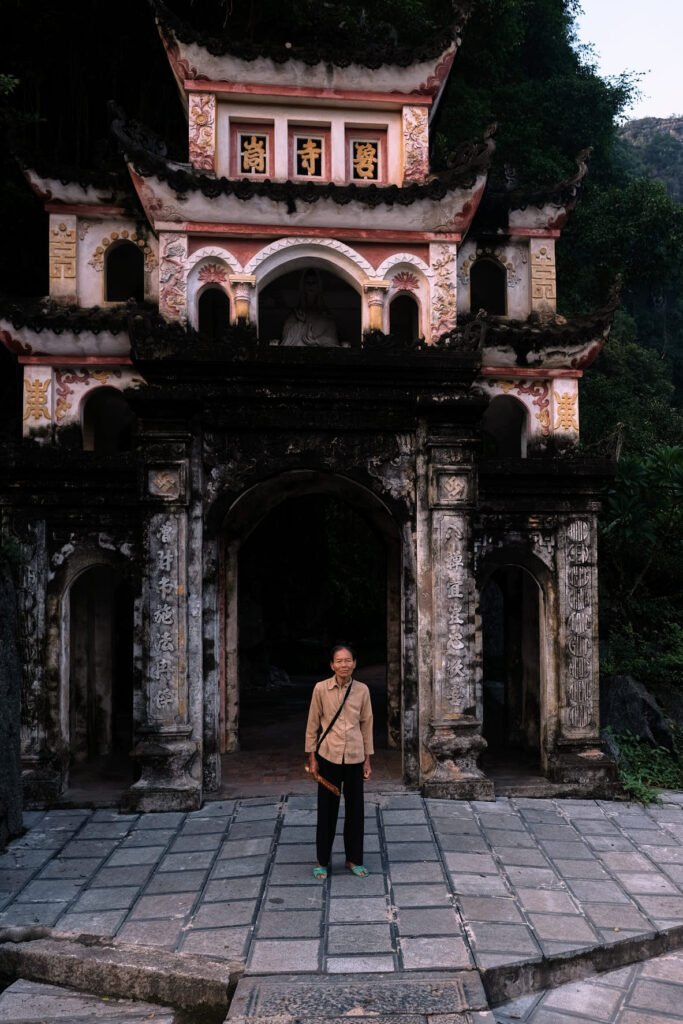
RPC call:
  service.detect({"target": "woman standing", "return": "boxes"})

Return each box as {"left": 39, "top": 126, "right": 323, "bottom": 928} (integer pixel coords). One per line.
{"left": 305, "top": 644, "right": 373, "bottom": 880}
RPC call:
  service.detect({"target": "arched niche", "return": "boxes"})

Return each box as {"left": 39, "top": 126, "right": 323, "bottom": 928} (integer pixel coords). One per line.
{"left": 82, "top": 387, "right": 135, "bottom": 453}
{"left": 63, "top": 564, "right": 135, "bottom": 785}
{"left": 482, "top": 395, "right": 528, "bottom": 458}
{"left": 105, "top": 241, "right": 145, "bottom": 303}
{"left": 198, "top": 286, "right": 231, "bottom": 340}
{"left": 389, "top": 293, "right": 420, "bottom": 344}
{"left": 258, "top": 265, "right": 361, "bottom": 347}
{"left": 470, "top": 257, "right": 507, "bottom": 316}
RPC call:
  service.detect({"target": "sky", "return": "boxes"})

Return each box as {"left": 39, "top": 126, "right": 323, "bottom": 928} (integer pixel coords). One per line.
{"left": 575, "top": 0, "right": 683, "bottom": 121}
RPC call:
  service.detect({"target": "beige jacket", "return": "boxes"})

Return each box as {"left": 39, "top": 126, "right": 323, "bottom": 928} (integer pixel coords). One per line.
{"left": 305, "top": 677, "right": 374, "bottom": 765}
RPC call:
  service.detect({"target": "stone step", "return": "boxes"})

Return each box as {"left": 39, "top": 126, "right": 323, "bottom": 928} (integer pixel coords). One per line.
{"left": 0, "top": 979, "right": 177, "bottom": 1023}
{"left": 225, "top": 970, "right": 490, "bottom": 1022}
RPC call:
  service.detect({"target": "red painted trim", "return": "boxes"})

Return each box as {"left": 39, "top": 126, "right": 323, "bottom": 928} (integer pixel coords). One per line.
{"left": 45, "top": 202, "right": 127, "bottom": 216}
{"left": 156, "top": 221, "right": 461, "bottom": 243}
{"left": 185, "top": 79, "right": 433, "bottom": 106}
{"left": 19, "top": 356, "right": 133, "bottom": 366}
{"left": 481, "top": 366, "right": 583, "bottom": 379}
{"left": 509, "top": 228, "right": 561, "bottom": 238}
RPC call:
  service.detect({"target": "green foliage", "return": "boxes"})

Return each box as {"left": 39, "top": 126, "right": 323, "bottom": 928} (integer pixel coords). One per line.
{"left": 607, "top": 729, "right": 683, "bottom": 803}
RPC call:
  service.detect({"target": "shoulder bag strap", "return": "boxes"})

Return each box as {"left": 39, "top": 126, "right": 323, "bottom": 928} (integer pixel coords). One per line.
{"left": 315, "top": 680, "right": 353, "bottom": 755}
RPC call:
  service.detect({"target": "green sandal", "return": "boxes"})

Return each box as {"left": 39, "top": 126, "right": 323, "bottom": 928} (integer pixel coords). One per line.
{"left": 346, "top": 863, "right": 369, "bottom": 877}
{"left": 313, "top": 865, "right": 328, "bottom": 880}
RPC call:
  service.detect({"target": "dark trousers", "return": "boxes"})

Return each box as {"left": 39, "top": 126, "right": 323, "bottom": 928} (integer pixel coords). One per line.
{"left": 315, "top": 755, "right": 364, "bottom": 867}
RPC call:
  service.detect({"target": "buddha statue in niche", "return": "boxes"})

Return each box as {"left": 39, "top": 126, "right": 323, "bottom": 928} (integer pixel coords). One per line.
{"left": 280, "top": 268, "right": 340, "bottom": 347}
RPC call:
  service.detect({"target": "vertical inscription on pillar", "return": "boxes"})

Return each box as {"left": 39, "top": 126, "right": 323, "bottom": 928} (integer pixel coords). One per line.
{"left": 564, "top": 518, "right": 594, "bottom": 731}
{"left": 148, "top": 515, "right": 185, "bottom": 724}
{"left": 435, "top": 513, "right": 472, "bottom": 714}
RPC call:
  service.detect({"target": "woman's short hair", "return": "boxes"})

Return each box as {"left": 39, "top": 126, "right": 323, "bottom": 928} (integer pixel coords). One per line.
{"left": 330, "top": 642, "right": 357, "bottom": 661}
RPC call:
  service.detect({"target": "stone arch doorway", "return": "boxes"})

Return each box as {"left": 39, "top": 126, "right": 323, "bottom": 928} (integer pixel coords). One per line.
{"left": 218, "top": 471, "right": 402, "bottom": 775}
{"left": 258, "top": 266, "right": 362, "bottom": 346}
{"left": 480, "top": 563, "right": 546, "bottom": 772}
{"left": 62, "top": 564, "right": 135, "bottom": 790}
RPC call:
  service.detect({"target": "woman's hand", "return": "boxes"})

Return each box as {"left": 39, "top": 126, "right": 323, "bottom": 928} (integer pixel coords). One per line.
{"left": 308, "top": 752, "right": 318, "bottom": 775}
{"left": 363, "top": 757, "right": 372, "bottom": 780}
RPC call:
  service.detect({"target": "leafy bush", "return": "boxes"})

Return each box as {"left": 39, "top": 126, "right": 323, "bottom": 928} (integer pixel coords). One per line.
{"left": 607, "top": 729, "right": 683, "bottom": 803}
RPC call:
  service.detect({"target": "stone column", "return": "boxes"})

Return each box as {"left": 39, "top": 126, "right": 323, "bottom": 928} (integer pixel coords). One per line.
{"left": 552, "top": 514, "right": 615, "bottom": 789}
{"left": 422, "top": 438, "right": 493, "bottom": 800}
{"left": 229, "top": 274, "right": 256, "bottom": 323}
{"left": 124, "top": 451, "right": 201, "bottom": 811}
{"left": 363, "top": 279, "right": 390, "bottom": 333}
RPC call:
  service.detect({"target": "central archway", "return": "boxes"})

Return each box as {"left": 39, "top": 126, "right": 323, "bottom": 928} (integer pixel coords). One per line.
{"left": 218, "top": 472, "right": 403, "bottom": 775}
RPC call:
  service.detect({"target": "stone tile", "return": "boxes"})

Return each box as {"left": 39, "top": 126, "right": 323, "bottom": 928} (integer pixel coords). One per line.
{"left": 385, "top": 842, "right": 438, "bottom": 861}
{"left": 437, "top": 833, "right": 491, "bottom": 853}
{"left": 326, "top": 955, "right": 395, "bottom": 973}
{"left": 329, "top": 896, "right": 389, "bottom": 923}
{"left": 234, "top": 804, "right": 279, "bottom": 821}
{"left": 179, "top": 816, "right": 228, "bottom": 834}
{"left": 400, "top": 935, "right": 471, "bottom": 970}
{"left": 383, "top": 826, "right": 432, "bottom": 842}
{"left": 144, "top": 869, "right": 208, "bottom": 894}
{"left": 539, "top": 841, "right": 595, "bottom": 860}
{"left": 640, "top": 951, "right": 683, "bottom": 981}
{"left": 458, "top": 896, "right": 524, "bottom": 923}
{"left": 190, "top": 800, "right": 235, "bottom": 818}
{"left": 480, "top": 830, "right": 536, "bottom": 849}
{"left": 56, "top": 909, "right": 127, "bottom": 935}
{"left": 662, "top": 863, "right": 683, "bottom": 884}
{"left": 204, "top": 876, "right": 263, "bottom": 902}
{"left": 192, "top": 900, "right": 258, "bottom": 929}
{"left": 397, "top": 907, "right": 462, "bottom": 936}
{"left": 496, "top": 848, "right": 549, "bottom": 867}
{"left": 561, "top": 803, "right": 606, "bottom": 819}
{"left": 157, "top": 851, "right": 215, "bottom": 872}
{"left": 220, "top": 837, "right": 273, "bottom": 859}
{"left": 129, "top": 891, "right": 196, "bottom": 919}
{"left": 278, "top": 827, "right": 314, "bottom": 844}
{"left": 389, "top": 862, "right": 445, "bottom": 884}
{"left": 169, "top": 833, "right": 222, "bottom": 854}
{"left": 443, "top": 852, "right": 498, "bottom": 874}
{"left": 329, "top": 873, "right": 386, "bottom": 896}
{"left": 179, "top": 927, "right": 248, "bottom": 962}
{"left": 613, "top": 871, "right": 678, "bottom": 894}
{"left": 229, "top": 821, "right": 277, "bottom": 840}
{"left": 585, "top": 835, "right": 636, "bottom": 853}
{"left": 469, "top": 921, "right": 539, "bottom": 955}
{"left": 327, "top": 923, "right": 393, "bottom": 954}
{"left": 116, "top": 918, "right": 184, "bottom": 948}
{"left": 91, "top": 810, "right": 138, "bottom": 823}
{"left": 543, "top": 979, "right": 623, "bottom": 1020}
{"left": 256, "top": 909, "right": 321, "bottom": 937}
{"left": 262, "top": 886, "right": 323, "bottom": 910}
{"left": 391, "top": 884, "right": 451, "bottom": 907}
{"left": 0, "top": 868, "right": 33, "bottom": 891}
{"left": 70, "top": 886, "right": 140, "bottom": 912}
{"left": 480, "top": 815, "right": 526, "bottom": 832}
{"left": 88, "top": 865, "right": 153, "bottom": 887}
{"left": 505, "top": 866, "right": 563, "bottom": 889}
{"left": 568, "top": 879, "right": 631, "bottom": 903}
{"left": 642, "top": 845, "right": 683, "bottom": 864}
{"left": 515, "top": 889, "right": 578, "bottom": 914}
{"left": 132, "top": 812, "right": 185, "bottom": 829}
{"left": 382, "top": 810, "right": 428, "bottom": 825}
{"left": 247, "top": 938, "right": 320, "bottom": 973}
{"left": 267, "top": 863, "right": 321, "bottom": 885}
{"left": 529, "top": 913, "right": 598, "bottom": 943}
{"left": 635, "top": 894, "right": 683, "bottom": 919}
{"left": 0, "top": 849, "right": 53, "bottom": 869}
{"left": 106, "top": 847, "right": 165, "bottom": 867}
{"left": 77, "top": 821, "right": 133, "bottom": 840}
{"left": 599, "top": 852, "right": 653, "bottom": 873}
{"left": 527, "top": 825, "right": 577, "bottom": 841}
{"left": 37, "top": 858, "right": 102, "bottom": 882}
{"left": 14, "top": 879, "right": 83, "bottom": 903}
{"left": 0, "top": 903, "right": 63, "bottom": 926}
{"left": 586, "top": 902, "right": 655, "bottom": 931}
{"left": 449, "top": 873, "right": 510, "bottom": 896}
{"left": 551, "top": 858, "right": 610, "bottom": 879}
{"left": 59, "top": 840, "right": 121, "bottom": 860}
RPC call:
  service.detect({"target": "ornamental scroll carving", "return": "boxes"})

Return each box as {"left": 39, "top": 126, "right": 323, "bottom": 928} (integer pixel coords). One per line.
{"left": 49, "top": 221, "right": 76, "bottom": 281}
{"left": 147, "top": 516, "right": 184, "bottom": 723}
{"left": 430, "top": 243, "right": 458, "bottom": 339}
{"left": 434, "top": 514, "right": 473, "bottom": 714}
{"left": 189, "top": 93, "right": 216, "bottom": 172}
{"left": 402, "top": 106, "right": 430, "bottom": 183}
{"left": 563, "top": 518, "right": 595, "bottom": 733}
{"left": 88, "top": 229, "right": 156, "bottom": 274}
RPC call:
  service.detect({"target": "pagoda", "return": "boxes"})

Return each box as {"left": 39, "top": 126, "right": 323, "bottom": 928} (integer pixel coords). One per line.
{"left": 0, "top": 2, "right": 617, "bottom": 809}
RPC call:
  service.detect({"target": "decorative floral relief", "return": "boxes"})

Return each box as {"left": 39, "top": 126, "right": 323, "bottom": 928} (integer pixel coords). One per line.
{"left": 89, "top": 229, "right": 156, "bottom": 273}
{"left": 403, "top": 106, "right": 429, "bottom": 183}
{"left": 430, "top": 244, "right": 458, "bottom": 339}
{"left": 197, "top": 262, "right": 228, "bottom": 284}
{"left": 159, "top": 234, "right": 188, "bottom": 323}
{"left": 459, "top": 246, "right": 526, "bottom": 288}
{"left": 391, "top": 271, "right": 420, "bottom": 293}
{"left": 188, "top": 94, "right": 216, "bottom": 172}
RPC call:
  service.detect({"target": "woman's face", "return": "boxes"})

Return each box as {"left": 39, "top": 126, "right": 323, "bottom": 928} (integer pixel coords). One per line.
{"left": 330, "top": 648, "right": 356, "bottom": 681}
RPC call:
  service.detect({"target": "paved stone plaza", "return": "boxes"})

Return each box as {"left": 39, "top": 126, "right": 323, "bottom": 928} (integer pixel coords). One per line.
{"left": 1, "top": 792, "right": 683, "bottom": 1020}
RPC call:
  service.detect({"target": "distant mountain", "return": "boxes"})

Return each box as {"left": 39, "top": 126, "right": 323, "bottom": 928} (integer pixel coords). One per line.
{"left": 619, "top": 117, "right": 683, "bottom": 203}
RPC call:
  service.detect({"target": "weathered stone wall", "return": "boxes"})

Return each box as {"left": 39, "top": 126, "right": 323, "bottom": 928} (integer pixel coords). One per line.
{"left": 0, "top": 554, "right": 23, "bottom": 848}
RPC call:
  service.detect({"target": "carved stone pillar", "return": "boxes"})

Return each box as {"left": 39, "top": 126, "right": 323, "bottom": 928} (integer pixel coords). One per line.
{"left": 124, "top": 453, "right": 201, "bottom": 811}
{"left": 363, "top": 279, "right": 390, "bottom": 332}
{"left": 551, "top": 514, "right": 616, "bottom": 790}
{"left": 402, "top": 105, "right": 430, "bottom": 184}
{"left": 229, "top": 274, "right": 256, "bottom": 322}
{"left": 422, "top": 441, "right": 494, "bottom": 800}
{"left": 158, "top": 232, "right": 189, "bottom": 323}
{"left": 429, "top": 242, "right": 458, "bottom": 341}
